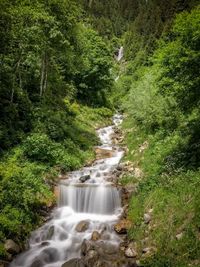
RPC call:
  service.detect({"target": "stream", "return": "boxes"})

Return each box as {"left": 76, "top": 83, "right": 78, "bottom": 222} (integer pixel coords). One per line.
{"left": 10, "top": 114, "right": 124, "bottom": 267}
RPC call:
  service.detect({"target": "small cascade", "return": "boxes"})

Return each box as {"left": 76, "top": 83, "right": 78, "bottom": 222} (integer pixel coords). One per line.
{"left": 117, "top": 46, "right": 123, "bottom": 61}
{"left": 10, "top": 114, "right": 124, "bottom": 267}
{"left": 59, "top": 184, "right": 121, "bottom": 214}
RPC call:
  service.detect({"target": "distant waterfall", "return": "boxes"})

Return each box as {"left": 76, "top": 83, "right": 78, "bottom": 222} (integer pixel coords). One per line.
{"left": 117, "top": 46, "right": 123, "bottom": 61}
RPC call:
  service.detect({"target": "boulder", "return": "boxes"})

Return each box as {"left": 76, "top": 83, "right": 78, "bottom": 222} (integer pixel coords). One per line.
{"left": 84, "top": 249, "right": 99, "bottom": 266}
{"left": 79, "top": 175, "right": 90, "bottom": 183}
{"left": 81, "top": 239, "right": 93, "bottom": 256}
{"left": 39, "top": 247, "right": 59, "bottom": 263}
{"left": 125, "top": 247, "right": 138, "bottom": 258}
{"left": 75, "top": 221, "right": 89, "bottom": 232}
{"left": 4, "top": 240, "right": 20, "bottom": 255}
{"left": 91, "top": 231, "right": 101, "bottom": 241}
{"left": 114, "top": 219, "right": 132, "bottom": 234}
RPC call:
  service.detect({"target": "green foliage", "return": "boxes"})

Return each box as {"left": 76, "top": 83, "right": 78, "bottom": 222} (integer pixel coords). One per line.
{"left": 119, "top": 5, "right": 200, "bottom": 267}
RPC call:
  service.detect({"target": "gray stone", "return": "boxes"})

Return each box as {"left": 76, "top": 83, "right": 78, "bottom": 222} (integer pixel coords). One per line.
{"left": 30, "top": 259, "right": 43, "bottom": 267}
{"left": 79, "top": 175, "right": 90, "bottom": 183}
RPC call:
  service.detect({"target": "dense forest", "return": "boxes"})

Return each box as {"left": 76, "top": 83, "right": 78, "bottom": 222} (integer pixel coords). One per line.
{"left": 0, "top": 0, "right": 200, "bottom": 266}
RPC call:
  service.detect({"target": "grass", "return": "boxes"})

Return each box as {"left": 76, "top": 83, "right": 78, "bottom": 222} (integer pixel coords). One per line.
{"left": 121, "top": 115, "right": 200, "bottom": 267}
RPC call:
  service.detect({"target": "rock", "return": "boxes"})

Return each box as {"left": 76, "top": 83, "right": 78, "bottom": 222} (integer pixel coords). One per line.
{"left": 4, "top": 239, "right": 20, "bottom": 255}
{"left": 86, "top": 249, "right": 98, "bottom": 260}
{"left": 144, "top": 213, "right": 151, "bottom": 224}
{"left": 125, "top": 247, "right": 138, "bottom": 258}
{"left": 84, "top": 250, "right": 99, "bottom": 266}
{"left": 142, "top": 247, "right": 151, "bottom": 254}
{"left": 75, "top": 221, "right": 89, "bottom": 232}
{"left": 114, "top": 219, "right": 132, "bottom": 234}
{"left": 40, "top": 241, "right": 50, "bottom": 247}
{"left": 176, "top": 232, "right": 183, "bottom": 240}
{"left": 40, "top": 247, "right": 59, "bottom": 263}
{"left": 62, "top": 258, "right": 85, "bottom": 267}
{"left": 79, "top": 175, "right": 90, "bottom": 183}
{"left": 95, "top": 147, "right": 114, "bottom": 160}
{"left": 46, "top": 225, "right": 55, "bottom": 239}
{"left": 30, "top": 259, "right": 43, "bottom": 267}
{"left": 133, "top": 168, "right": 143, "bottom": 178}
{"left": 91, "top": 231, "right": 101, "bottom": 241}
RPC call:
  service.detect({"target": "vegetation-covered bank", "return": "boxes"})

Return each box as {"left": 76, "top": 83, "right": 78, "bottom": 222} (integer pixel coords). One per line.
{"left": 0, "top": 0, "right": 114, "bottom": 260}
{"left": 116, "top": 5, "right": 200, "bottom": 267}
{"left": 0, "top": 104, "right": 112, "bottom": 259}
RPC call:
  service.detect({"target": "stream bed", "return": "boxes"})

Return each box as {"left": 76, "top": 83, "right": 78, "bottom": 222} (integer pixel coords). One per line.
{"left": 10, "top": 114, "right": 125, "bottom": 267}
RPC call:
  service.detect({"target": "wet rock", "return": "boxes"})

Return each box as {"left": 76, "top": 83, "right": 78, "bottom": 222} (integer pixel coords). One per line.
{"left": 40, "top": 241, "right": 50, "bottom": 247}
{"left": 79, "top": 175, "right": 90, "bottom": 183}
{"left": 46, "top": 225, "right": 55, "bottom": 239}
{"left": 30, "top": 259, "right": 43, "bottom": 267}
{"left": 125, "top": 247, "right": 138, "bottom": 258}
{"left": 91, "top": 231, "right": 101, "bottom": 241}
{"left": 81, "top": 240, "right": 93, "bottom": 256}
{"left": 41, "top": 247, "right": 59, "bottom": 262}
{"left": 144, "top": 214, "right": 151, "bottom": 224}
{"left": 62, "top": 258, "right": 85, "bottom": 267}
{"left": 114, "top": 219, "right": 132, "bottom": 234}
{"left": 84, "top": 249, "right": 99, "bottom": 266}
{"left": 76, "top": 221, "right": 89, "bottom": 232}
{"left": 95, "top": 147, "right": 114, "bottom": 160}
{"left": 4, "top": 239, "right": 20, "bottom": 255}
{"left": 102, "top": 243, "right": 118, "bottom": 255}
{"left": 59, "top": 231, "right": 68, "bottom": 241}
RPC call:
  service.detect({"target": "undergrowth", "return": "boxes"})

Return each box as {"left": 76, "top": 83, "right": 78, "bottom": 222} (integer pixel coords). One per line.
{"left": 0, "top": 104, "right": 112, "bottom": 258}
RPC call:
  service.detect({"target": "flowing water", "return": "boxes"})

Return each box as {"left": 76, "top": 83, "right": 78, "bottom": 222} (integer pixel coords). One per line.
{"left": 117, "top": 46, "right": 123, "bottom": 61}
{"left": 10, "top": 114, "right": 124, "bottom": 267}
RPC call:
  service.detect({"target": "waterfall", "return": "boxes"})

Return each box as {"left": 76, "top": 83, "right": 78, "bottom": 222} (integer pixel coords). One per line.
{"left": 10, "top": 114, "right": 124, "bottom": 267}
{"left": 117, "top": 46, "right": 123, "bottom": 61}
{"left": 59, "top": 184, "right": 121, "bottom": 215}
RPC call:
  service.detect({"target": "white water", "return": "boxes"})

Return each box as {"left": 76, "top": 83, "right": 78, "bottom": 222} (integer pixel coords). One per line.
{"left": 10, "top": 114, "right": 124, "bottom": 267}
{"left": 117, "top": 46, "right": 123, "bottom": 61}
